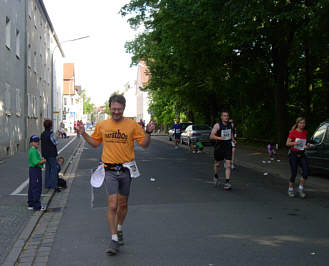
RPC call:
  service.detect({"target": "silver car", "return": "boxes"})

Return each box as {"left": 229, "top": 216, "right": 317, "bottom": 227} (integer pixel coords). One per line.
{"left": 181, "top": 124, "right": 212, "bottom": 145}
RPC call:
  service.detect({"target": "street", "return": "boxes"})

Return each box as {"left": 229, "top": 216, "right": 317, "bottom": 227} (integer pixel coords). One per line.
{"left": 35, "top": 137, "right": 329, "bottom": 266}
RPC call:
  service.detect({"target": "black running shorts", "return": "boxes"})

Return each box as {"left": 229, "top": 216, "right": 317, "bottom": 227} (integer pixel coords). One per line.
{"left": 214, "top": 143, "right": 232, "bottom": 161}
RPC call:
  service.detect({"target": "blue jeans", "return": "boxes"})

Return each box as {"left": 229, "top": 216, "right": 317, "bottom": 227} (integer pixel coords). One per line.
{"left": 289, "top": 151, "right": 309, "bottom": 183}
{"left": 45, "top": 157, "right": 58, "bottom": 189}
{"left": 28, "top": 167, "right": 42, "bottom": 210}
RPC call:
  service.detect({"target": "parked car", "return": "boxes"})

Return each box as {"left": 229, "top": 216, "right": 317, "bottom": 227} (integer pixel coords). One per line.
{"left": 168, "top": 122, "right": 192, "bottom": 141}
{"left": 180, "top": 124, "right": 212, "bottom": 145}
{"left": 305, "top": 120, "right": 329, "bottom": 175}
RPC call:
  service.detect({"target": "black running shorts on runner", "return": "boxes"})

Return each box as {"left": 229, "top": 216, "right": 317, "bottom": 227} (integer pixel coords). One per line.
{"left": 104, "top": 170, "right": 132, "bottom": 196}
{"left": 214, "top": 143, "right": 232, "bottom": 161}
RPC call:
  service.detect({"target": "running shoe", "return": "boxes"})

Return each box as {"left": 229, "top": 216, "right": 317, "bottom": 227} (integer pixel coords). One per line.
{"left": 35, "top": 206, "right": 46, "bottom": 211}
{"left": 118, "top": 231, "right": 124, "bottom": 245}
{"left": 27, "top": 206, "right": 33, "bottom": 210}
{"left": 224, "top": 181, "right": 232, "bottom": 190}
{"left": 213, "top": 176, "right": 219, "bottom": 187}
{"left": 105, "top": 240, "right": 120, "bottom": 255}
{"left": 288, "top": 190, "right": 295, "bottom": 198}
{"left": 298, "top": 189, "right": 307, "bottom": 199}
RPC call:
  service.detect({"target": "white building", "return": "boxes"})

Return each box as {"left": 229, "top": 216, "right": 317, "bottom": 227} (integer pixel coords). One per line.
{"left": 63, "top": 63, "right": 83, "bottom": 133}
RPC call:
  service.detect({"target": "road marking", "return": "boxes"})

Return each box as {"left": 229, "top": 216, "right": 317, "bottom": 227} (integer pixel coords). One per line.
{"left": 10, "top": 136, "right": 77, "bottom": 196}
{"left": 58, "top": 136, "right": 77, "bottom": 154}
{"left": 10, "top": 179, "right": 29, "bottom": 196}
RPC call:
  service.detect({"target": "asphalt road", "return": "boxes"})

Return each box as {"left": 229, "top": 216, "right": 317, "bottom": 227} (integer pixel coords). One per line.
{"left": 48, "top": 138, "right": 329, "bottom": 266}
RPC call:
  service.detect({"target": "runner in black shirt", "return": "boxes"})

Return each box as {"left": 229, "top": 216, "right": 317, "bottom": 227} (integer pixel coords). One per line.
{"left": 210, "top": 111, "right": 236, "bottom": 190}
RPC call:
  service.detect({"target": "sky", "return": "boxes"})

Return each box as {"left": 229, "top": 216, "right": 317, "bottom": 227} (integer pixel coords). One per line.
{"left": 43, "top": 0, "right": 138, "bottom": 107}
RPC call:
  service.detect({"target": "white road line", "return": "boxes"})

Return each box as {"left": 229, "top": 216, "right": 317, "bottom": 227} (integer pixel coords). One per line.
{"left": 58, "top": 136, "right": 77, "bottom": 154}
{"left": 10, "top": 179, "right": 29, "bottom": 195}
{"left": 10, "top": 136, "right": 77, "bottom": 196}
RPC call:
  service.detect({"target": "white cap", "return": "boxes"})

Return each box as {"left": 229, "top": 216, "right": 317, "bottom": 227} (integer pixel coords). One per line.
{"left": 90, "top": 164, "right": 105, "bottom": 188}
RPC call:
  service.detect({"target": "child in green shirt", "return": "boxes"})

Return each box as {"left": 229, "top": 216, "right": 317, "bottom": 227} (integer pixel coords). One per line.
{"left": 28, "top": 135, "right": 46, "bottom": 211}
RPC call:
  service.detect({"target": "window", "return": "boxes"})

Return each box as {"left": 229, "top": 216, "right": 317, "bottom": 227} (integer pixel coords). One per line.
{"left": 193, "top": 125, "right": 211, "bottom": 130}
{"left": 5, "top": 17, "right": 11, "bottom": 49}
{"left": 27, "top": 44, "right": 32, "bottom": 68}
{"left": 27, "top": 93, "right": 32, "bottom": 118}
{"left": 33, "top": 51, "right": 37, "bottom": 73}
{"left": 5, "top": 83, "right": 11, "bottom": 116}
{"left": 324, "top": 127, "right": 329, "bottom": 145}
{"left": 16, "top": 29, "right": 20, "bottom": 58}
{"left": 312, "top": 125, "right": 327, "bottom": 144}
{"left": 16, "top": 89, "right": 21, "bottom": 116}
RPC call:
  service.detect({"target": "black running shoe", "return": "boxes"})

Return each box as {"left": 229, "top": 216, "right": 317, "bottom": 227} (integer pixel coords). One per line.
{"left": 118, "top": 231, "right": 124, "bottom": 245}
{"left": 105, "top": 240, "right": 120, "bottom": 255}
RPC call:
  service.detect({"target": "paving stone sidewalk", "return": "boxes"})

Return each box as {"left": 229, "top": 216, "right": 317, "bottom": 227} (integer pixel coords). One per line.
{"left": 0, "top": 135, "right": 81, "bottom": 265}
{"left": 4, "top": 140, "right": 85, "bottom": 266}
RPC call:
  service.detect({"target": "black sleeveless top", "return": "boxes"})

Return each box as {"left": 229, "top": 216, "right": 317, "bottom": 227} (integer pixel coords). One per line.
{"left": 215, "top": 121, "right": 233, "bottom": 148}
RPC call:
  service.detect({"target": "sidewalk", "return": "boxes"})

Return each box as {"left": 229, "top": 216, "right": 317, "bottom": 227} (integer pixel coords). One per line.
{"left": 0, "top": 135, "right": 82, "bottom": 265}
{"left": 153, "top": 136, "right": 329, "bottom": 192}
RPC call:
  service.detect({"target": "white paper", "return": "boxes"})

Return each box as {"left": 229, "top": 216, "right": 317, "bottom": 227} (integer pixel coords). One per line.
{"left": 123, "top": 160, "right": 140, "bottom": 178}
{"left": 221, "top": 129, "right": 232, "bottom": 140}
{"left": 294, "top": 138, "right": 306, "bottom": 151}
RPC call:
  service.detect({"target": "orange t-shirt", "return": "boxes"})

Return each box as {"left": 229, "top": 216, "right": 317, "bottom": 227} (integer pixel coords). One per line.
{"left": 91, "top": 118, "right": 146, "bottom": 164}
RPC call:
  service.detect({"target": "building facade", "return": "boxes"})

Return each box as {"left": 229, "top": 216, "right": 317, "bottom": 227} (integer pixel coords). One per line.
{"left": 25, "top": 0, "right": 64, "bottom": 144}
{"left": 0, "top": 0, "right": 63, "bottom": 159}
{"left": 0, "top": 0, "right": 26, "bottom": 157}
{"left": 63, "top": 63, "right": 83, "bottom": 133}
{"left": 136, "top": 61, "right": 151, "bottom": 123}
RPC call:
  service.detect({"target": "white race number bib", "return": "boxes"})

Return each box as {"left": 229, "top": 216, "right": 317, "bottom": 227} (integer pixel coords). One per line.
{"left": 294, "top": 138, "right": 306, "bottom": 151}
{"left": 221, "top": 129, "right": 232, "bottom": 140}
{"left": 123, "top": 160, "right": 140, "bottom": 178}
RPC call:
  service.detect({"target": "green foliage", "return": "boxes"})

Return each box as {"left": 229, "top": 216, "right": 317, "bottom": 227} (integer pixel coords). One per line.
{"left": 82, "top": 90, "right": 95, "bottom": 115}
{"left": 121, "top": 0, "right": 329, "bottom": 143}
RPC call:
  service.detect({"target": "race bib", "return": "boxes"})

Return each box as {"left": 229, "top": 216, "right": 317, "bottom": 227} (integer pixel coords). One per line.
{"left": 221, "top": 129, "right": 232, "bottom": 140}
{"left": 294, "top": 138, "right": 306, "bottom": 150}
{"left": 175, "top": 129, "right": 181, "bottom": 134}
{"left": 123, "top": 160, "right": 140, "bottom": 178}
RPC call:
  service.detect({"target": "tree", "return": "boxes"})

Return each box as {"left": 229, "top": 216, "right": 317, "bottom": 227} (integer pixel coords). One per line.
{"left": 121, "top": 0, "right": 329, "bottom": 143}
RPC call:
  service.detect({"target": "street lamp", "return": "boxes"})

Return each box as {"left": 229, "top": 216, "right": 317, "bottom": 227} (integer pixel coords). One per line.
{"left": 51, "top": 35, "right": 90, "bottom": 130}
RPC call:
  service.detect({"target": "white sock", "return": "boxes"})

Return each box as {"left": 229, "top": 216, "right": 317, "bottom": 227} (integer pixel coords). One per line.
{"left": 112, "top": 234, "right": 118, "bottom": 242}
{"left": 288, "top": 187, "right": 294, "bottom": 192}
{"left": 299, "top": 185, "right": 304, "bottom": 191}
{"left": 117, "top": 224, "right": 123, "bottom": 231}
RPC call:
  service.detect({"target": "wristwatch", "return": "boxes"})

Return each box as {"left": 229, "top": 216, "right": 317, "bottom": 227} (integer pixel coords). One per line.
{"left": 146, "top": 130, "right": 152, "bottom": 135}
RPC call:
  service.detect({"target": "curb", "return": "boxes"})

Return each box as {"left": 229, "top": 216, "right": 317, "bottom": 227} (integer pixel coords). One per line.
{"left": 2, "top": 138, "right": 83, "bottom": 266}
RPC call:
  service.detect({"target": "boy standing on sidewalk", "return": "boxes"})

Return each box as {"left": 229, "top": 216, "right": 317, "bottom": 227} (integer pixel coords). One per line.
{"left": 28, "top": 135, "right": 46, "bottom": 211}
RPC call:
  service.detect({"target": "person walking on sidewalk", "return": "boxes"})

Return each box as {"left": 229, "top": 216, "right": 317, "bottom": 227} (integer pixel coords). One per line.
{"left": 41, "top": 120, "right": 60, "bottom": 192}
{"left": 286, "top": 117, "right": 310, "bottom": 198}
{"left": 78, "top": 94, "right": 155, "bottom": 255}
{"left": 210, "top": 111, "right": 236, "bottom": 190}
{"left": 27, "top": 135, "right": 46, "bottom": 211}
{"left": 172, "top": 120, "right": 182, "bottom": 149}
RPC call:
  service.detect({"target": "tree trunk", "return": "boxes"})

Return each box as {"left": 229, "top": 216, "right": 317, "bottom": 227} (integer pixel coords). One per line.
{"left": 304, "top": 42, "right": 312, "bottom": 120}
{"left": 271, "top": 30, "right": 294, "bottom": 145}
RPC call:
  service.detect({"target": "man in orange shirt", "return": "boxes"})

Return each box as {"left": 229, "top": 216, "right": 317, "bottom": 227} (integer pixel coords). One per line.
{"left": 77, "top": 94, "right": 154, "bottom": 255}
